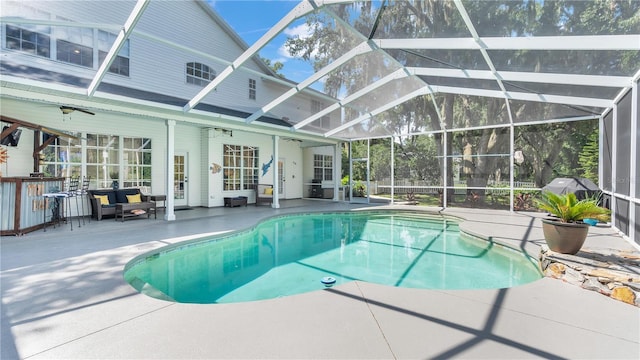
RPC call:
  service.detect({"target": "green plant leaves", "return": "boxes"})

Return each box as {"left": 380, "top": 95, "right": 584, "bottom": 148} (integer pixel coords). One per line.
{"left": 536, "top": 191, "right": 611, "bottom": 223}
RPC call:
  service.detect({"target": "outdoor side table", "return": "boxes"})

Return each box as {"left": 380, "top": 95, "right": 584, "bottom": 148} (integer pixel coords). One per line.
{"left": 150, "top": 195, "right": 166, "bottom": 214}
{"left": 224, "top": 196, "right": 248, "bottom": 207}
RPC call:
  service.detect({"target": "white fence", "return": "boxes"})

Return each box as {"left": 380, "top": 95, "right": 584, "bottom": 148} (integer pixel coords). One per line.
{"left": 373, "top": 180, "right": 537, "bottom": 195}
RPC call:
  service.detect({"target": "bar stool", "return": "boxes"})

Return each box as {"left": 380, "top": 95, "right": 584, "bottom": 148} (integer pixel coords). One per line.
{"left": 61, "top": 177, "right": 81, "bottom": 230}
{"left": 77, "top": 176, "right": 91, "bottom": 224}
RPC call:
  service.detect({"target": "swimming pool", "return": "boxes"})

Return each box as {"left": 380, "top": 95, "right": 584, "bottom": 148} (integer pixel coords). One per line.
{"left": 124, "top": 211, "right": 542, "bottom": 304}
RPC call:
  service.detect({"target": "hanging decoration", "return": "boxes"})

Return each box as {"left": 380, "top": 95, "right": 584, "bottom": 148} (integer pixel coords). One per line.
{"left": 261, "top": 155, "right": 273, "bottom": 177}
{"left": 210, "top": 163, "right": 222, "bottom": 174}
{"left": 0, "top": 146, "right": 8, "bottom": 177}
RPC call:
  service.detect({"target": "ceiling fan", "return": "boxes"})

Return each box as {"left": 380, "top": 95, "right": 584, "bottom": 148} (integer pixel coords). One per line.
{"left": 59, "top": 106, "right": 95, "bottom": 115}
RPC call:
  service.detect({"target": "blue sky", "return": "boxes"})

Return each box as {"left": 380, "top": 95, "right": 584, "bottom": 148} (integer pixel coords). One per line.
{"left": 208, "top": 1, "right": 315, "bottom": 83}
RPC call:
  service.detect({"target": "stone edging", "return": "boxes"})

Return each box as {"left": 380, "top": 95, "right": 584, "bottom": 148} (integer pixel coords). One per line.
{"left": 539, "top": 245, "right": 640, "bottom": 307}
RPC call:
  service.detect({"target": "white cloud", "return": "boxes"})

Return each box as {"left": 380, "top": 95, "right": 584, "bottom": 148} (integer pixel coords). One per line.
{"left": 277, "top": 44, "right": 294, "bottom": 59}
{"left": 283, "top": 23, "right": 314, "bottom": 39}
{"left": 279, "top": 23, "right": 320, "bottom": 59}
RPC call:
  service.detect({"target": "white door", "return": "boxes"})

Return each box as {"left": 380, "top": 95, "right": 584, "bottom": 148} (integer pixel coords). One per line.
{"left": 278, "top": 158, "right": 285, "bottom": 198}
{"left": 174, "top": 152, "right": 188, "bottom": 207}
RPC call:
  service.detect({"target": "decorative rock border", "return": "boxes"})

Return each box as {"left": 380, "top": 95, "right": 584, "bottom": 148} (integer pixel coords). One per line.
{"left": 539, "top": 245, "right": 640, "bottom": 307}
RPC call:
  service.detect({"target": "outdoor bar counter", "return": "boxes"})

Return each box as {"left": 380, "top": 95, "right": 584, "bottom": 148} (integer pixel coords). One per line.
{"left": 0, "top": 177, "right": 64, "bottom": 235}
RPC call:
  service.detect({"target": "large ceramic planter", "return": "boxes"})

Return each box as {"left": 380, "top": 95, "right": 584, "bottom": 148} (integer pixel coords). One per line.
{"left": 541, "top": 218, "right": 589, "bottom": 254}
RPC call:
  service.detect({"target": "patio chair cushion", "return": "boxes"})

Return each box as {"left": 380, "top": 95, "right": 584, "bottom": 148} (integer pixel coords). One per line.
{"left": 126, "top": 194, "right": 142, "bottom": 203}
{"left": 116, "top": 188, "right": 141, "bottom": 203}
{"left": 264, "top": 187, "right": 273, "bottom": 195}
{"left": 94, "top": 194, "right": 110, "bottom": 205}
{"left": 91, "top": 189, "right": 117, "bottom": 205}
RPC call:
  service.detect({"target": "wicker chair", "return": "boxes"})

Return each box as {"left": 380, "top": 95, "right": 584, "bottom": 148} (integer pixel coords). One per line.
{"left": 255, "top": 184, "right": 273, "bottom": 206}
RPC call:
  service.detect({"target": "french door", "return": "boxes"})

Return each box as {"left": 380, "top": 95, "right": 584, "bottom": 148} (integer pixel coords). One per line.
{"left": 174, "top": 152, "right": 188, "bottom": 207}
{"left": 278, "top": 158, "right": 285, "bottom": 198}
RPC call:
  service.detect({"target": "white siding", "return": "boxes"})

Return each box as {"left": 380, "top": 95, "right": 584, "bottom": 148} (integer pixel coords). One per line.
{"left": 1, "top": 0, "right": 339, "bottom": 213}
{"left": 1, "top": 0, "right": 276, "bottom": 117}
{"left": 207, "top": 130, "right": 269, "bottom": 206}
{"left": 1, "top": 97, "right": 201, "bottom": 203}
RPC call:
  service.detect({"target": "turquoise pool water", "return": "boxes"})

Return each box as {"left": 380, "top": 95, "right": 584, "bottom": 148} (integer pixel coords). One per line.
{"left": 124, "top": 211, "right": 542, "bottom": 304}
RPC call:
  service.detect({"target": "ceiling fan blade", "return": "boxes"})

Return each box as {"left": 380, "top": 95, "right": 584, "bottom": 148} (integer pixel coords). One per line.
{"left": 76, "top": 108, "right": 95, "bottom": 115}
{"left": 60, "top": 106, "right": 95, "bottom": 115}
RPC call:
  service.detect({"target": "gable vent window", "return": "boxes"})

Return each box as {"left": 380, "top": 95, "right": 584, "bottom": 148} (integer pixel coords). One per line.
{"left": 249, "top": 78, "right": 256, "bottom": 100}
{"left": 186, "top": 62, "right": 216, "bottom": 86}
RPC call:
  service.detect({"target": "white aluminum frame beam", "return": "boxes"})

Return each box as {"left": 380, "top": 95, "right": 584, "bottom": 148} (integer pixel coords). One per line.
{"left": 293, "top": 68, "right": 409, "bottom": 130}
{"left": 432, "top": 85, "right": 612, "bottom": 108}
{"left": 373, "top": 35, "right": 640, "bottom": 50}
{"left": 325, "top": 87, "right": 431, "bottom": 137}
{"left": 454, "top": 0, "right": 513, "bottom": 127}
{"left": 245, "top": 41, "right": 374, "bottom": 123}
{"left": 375, "top": 35, "right": 640, "bottom": 51}
{"left": 324, "top": 81, "right": 609, "bottom": 137}
{"left": 183, "top": 0, "right": 355, "bottom": 113}
{"left": 0, "top": 17, "right": 121, "bottom": 31}
{"left": 88, "top": 0, "right": 149, "bottom": 96}
{"left": 408, "top": 67, "right": 632, "bottom": 88}
{"left": 183, "top": 1, "right": 316, "bottom": 112}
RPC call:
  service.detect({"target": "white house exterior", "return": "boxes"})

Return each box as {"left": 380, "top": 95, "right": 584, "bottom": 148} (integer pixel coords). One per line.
{"left": 0, "top": 0, "right": 342, "bottom": 219}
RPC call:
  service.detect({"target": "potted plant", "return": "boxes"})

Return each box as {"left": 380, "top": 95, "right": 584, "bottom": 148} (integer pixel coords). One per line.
{"left": 536, "top": 191, "right": 610, "bottom": 254}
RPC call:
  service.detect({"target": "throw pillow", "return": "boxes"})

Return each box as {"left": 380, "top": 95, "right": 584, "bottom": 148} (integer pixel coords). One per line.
{"left": 94, "top": 194, "right": 109, "bottom": 205}
{"left": 127, "top": 194, "right": 142, "bottom": 203}
{"left": 265, "top": 187, "right": 273, "bottom": 195}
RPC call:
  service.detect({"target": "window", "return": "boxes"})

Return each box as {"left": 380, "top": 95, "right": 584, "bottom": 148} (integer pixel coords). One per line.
{"left": 223, "top": 144, "right": 259, "bottom": 191}
{"left": 85, "top": 134, "right": 119, "bottom": 189}
{"left": 123, "top": 137, "right": 151, "bottom": 188}
{"left": 54, "top": 20, "right": 94, "bottom": 68}
{"left": 42, "top": 133, "right": 152, "bottom": 190}
{"left": 186, "top": 62, "right": 216, "bottom": 86}
{"left": 56, "top": 39, "right": 93, "bottom": 67}
{"left": 98, "top": 30, "right": 130, "bottom": 76}
{"left": 4, "top": 13, "right": 128, "bottom": 75}
{"left": 3, "top": 3, "right": 51, "bottom": 57}
{"left": 5, "top": 25, "right": 50, "bottom": 57}
{"left": 41, "top": 133, "right": 82, "bottom": 179}
{"left": 249, "top": 78, "right": 256, "bottom": 100}
{"left": 313, "top": 154, "right": 333, "bottom": 181}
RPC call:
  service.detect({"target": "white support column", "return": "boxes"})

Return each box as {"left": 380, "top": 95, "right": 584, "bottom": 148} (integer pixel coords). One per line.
{"left": 442, "top": 131, "right": 448, "bottom": 209}
{"left": 165, "top": 119, "right": 176, "bottom": 221}
{"left": 333, "top": 143, "right": 340, "bottom": 201}
{"left": 611, "top": 105, "right": 618, "bottom": 229}
{"left": 366, "top": 139, "right": 371, "bottom": 204}
{"left": 629, "top": 80, "right": 638, "bottom": 244}
{"left": 348, "top": 142, "right": 353, "bottom": 202}
{"left": 390, "top": 136, "right": 395, "bottom": 205}
{"left": 509, "top": 124, "right": 515, "bottom": 212}
{"left": 272, "top": 135, "right": 280, "bottom": 209}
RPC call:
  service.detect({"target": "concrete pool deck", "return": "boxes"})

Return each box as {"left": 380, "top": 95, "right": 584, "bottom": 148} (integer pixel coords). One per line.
{"left": 2, "top": 200, "right": 639, "bottom": 359}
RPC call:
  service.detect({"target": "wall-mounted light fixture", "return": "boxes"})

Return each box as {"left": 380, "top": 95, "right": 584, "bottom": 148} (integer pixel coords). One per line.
{"left": 213, "top": 128, "right": 232, "bottom": 137}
